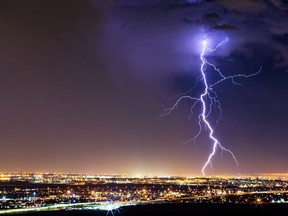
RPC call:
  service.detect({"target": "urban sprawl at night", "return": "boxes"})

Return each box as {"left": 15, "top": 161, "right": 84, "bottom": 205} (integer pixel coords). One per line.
{"left": 0, "top": 173, "right": 287, "bottom": 214}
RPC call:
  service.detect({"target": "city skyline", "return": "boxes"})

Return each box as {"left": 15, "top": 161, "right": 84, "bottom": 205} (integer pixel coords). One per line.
{"left": 0, "top": 0, "right": 287, "bottom": 176}
{"left": 0, "top": 172, "right": 287, "bottom": 214}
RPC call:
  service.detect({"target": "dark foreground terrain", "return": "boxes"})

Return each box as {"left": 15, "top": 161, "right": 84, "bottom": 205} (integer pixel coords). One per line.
{"left": 5, "top": 203, "right": 288, "bottom": 216}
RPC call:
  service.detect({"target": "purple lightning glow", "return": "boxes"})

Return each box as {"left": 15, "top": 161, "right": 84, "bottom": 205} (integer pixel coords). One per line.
{"left": 160, "top": 36, "right": 262, "bottom": 176}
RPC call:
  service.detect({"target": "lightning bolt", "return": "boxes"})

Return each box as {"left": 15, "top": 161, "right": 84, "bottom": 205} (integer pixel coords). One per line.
{"left": 160, "top": 36, "right": 262, "bottom": 176}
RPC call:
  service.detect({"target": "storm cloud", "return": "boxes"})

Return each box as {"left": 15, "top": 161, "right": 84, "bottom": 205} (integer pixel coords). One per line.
{"left": 100, "top": 0, "right": 288, "bottom": 77}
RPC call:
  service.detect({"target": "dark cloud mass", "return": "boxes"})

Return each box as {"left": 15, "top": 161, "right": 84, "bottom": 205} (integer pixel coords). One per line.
{"left": 0, "top": 0, "right": 287, "bottom": 176}
{"left": 108, "top": 0, "right": 288, "bottom": 68}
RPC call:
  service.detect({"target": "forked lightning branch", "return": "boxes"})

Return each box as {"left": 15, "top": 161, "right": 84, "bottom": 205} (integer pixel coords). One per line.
{"left": 160, "top": 36, "right": 262, "bottom": 176}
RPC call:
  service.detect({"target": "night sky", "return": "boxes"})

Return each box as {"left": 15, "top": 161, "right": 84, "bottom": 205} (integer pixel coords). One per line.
{"left": 0, "top": 0, "right": 287, "bottom": 176}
